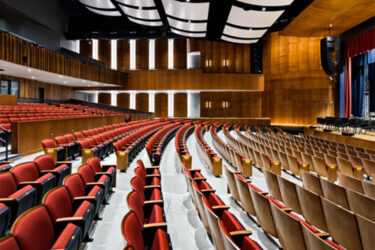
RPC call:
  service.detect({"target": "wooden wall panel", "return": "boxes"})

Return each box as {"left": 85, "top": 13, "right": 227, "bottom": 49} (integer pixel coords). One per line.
{"left": 200, "top": 92, "right": 263, "bottom": 118}
{"left": 154, "top": 93, "right": 168, "bottom": 117}
{"left": 80, "top": 40, "right": 92, "bottom": 59}
{"left": 174, "top": 93, "right": 187, "bottom": 117}
{"left": 117, "top": 93, "right": 130, "bottom": 109}
{"left": 117, "top": 40, "right": 130, "bottom": 71}
{"left": 136, "top": 40, "right": 149, "bottom": 70}
{"left": 262, "top": 32, "right": 334, "bottom": 125}
{"left": 98, "top": 93, "right": 111, "bottom": 106}
{"left": 174, "top": 39, "right": 186, "bottom": 69}
{"left": 136, "top": 93, "right": 149, "bottom": 112}
{"left": 127, "top": 69, "right": 263, "bottom": 90}
{"left": 98, "top": 40, "right": 111, "bottom": 68}
{"left": 155, "top": 40, "right": 168, "bottom": 69}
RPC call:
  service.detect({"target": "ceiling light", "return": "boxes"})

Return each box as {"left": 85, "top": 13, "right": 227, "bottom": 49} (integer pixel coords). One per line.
{"left": 82, "top": 80, "right": 86, "bottom": 83}
{"left": 63, "top": 81, "right": 67, "bottom": 84}
{"left": 27, "top": 68, "right": 32, "bottom": 72}
{"left": 31, "top": 76, "right": 35, "bottom": 79}
{"left": 59, "top": 75, "right": 63, "bottom": 78}
{"left": 262, "top": 7, "right": 266, "bottom": 11}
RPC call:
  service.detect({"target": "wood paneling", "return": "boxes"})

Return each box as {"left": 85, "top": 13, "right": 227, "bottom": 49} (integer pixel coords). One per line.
{"left": 174, "top": 93, "right": 187, "bottom": 117}
{"left": 155, "top": 40, "right": 168, "bottom": 69}
{"left": 98, "top": 93, "right": 111, "bottom": 106}
{"left": 0, "top": 74, "right": 74, "bottom": 100}
{"left": 117, "top": 93, "right": 130, "bottom": 109}
{"left": 282, "top": 0, "right": 375, "bottom": 36}
{"left": 117, "top": 40, "right": 130, "bottom": 71}
{"left": 0, "top": 33, "right": 126, "bottom": 85}
{"left": 80, "top": 40, "right": 92, "bottom": 59}
{"left": 200, "top": 92, "right": 262, "bottom": 118}
{"left": 174, "top": 39, "right": 186, "bottom": 69}
{"left": 177, "top": 117, "right": 270, "bottom": 126}
{"left": 136, "top": 93, "right": 149, "bottom": 112}
{"left": 189, "top": 39, "right": 250, "bottom": 73}
{"left": 98, "top": 40, "right": 111, "bottom": 68}
{"left": 11, "top": 116, "right": 125, "bottom": 156}
{"left": 154, "top": 93, "right": 168, "bottom": 117}
{"left": 127, "top": 69, "right": 264, "bottom": 90}
{"left": 0, "top": 94, "right": 17, "bottom": 106}
{"left": 136, "top": 40, "right": 149, "bottom": 70}
{"left": 262, "top": 32, "right": 334, "bottom": 125}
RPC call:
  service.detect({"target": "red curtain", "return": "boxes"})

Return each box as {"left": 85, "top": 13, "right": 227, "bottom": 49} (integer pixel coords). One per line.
{"left": 344, "top": 28, "right": 375, "bottom": 117}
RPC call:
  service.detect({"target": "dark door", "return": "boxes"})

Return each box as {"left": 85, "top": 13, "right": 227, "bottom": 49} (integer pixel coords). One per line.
{"left": 38, "top": 87, "right": 44, "bottom": 103}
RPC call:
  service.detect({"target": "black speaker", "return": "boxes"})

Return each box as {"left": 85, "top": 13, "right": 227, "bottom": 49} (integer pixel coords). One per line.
{"left": 320, "top": 36, "right": 336, "bottom": 75}
{"left": 251, "top": 39, "right": 263, "bottom": 74}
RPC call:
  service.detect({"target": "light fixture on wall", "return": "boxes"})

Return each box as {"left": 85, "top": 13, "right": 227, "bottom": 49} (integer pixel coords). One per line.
{"left": 222, "top": 101, "right": 229, "bottom": 109}
{"left": 206, "top": 59, "right": 212, "bottom": 67}
{"left": 205, "top": 100, "right": 212, "bottom": 109}
{"left": 223, "top": 59, "right": 229, "bottom": 67}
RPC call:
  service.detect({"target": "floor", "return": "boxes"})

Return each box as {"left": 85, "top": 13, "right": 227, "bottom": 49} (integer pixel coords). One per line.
{"left": 12, "top": 129, "right": 308, "bottom": 250}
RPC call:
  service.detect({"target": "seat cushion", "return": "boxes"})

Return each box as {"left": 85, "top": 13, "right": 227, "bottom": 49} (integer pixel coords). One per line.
{"left": 148, "top": 204, "right": 164, "bottom": 224}
{"left": 242, "top": 237, "right": 262, "bottom": 250}
{"left": 51, "top": 223, "right": 81, "bottom": 249}
{"left": 97, "top": 175, "right": 109, "bottom": 184}
{"left": 151, "top": 177, "right": 160, "bottom": 186}
{"left": 221, "top": 210, "right": 243, "bottom": 232}
{"left": 36, "top": 173, "right": 54, "bottom": 183}
{"left": 208, "top": 193, "right": 225, "bottom": 206}
{"left": 87, "top": 185, "right": 102, "bottom": 198}
{"left": 73, "top": 200, "right": 92, "bottom": 217}
{"left": 0, "top": 236, "right": 20, "bottom": 250}
{"left": 9, "top": 185, "right": 34, "bottom": 199}
{"left": 55, "top": 164, "right": 69, "bottom": 172}
{"left": 150, "top": 229, "right": 169, "bottom": 250}
{"left": 150, "top": 189, "right": 161, "bottom": 200}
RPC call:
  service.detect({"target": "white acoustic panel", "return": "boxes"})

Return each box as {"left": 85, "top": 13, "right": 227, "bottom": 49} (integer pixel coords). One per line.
{"left": 227, "top": 6, "right": 284, "bottom": 28}
{"left": 120, "top": 6, "right": 160, "bottom": 20}
{"left": 85, "top": 7, "right": 122, "bottom": 16}
{"left": 221, "top": 35, "right": 258, "bottom": 44}
{"left": 79, "top": 0, "right": 115, "bottom": 9}
{"left": 128, "top": 17, "right": 163, "bottom": 26}
{"left": 223, "top": 25, "right": 267, "bottom": 39}
{"left": 162, "top": 0, "right": 209, "bottom": 21}
{"left": 168, "top": 18, "right": 206, "bottom": 32}
{"left": 117, "top": 0, "right": 156, "bottom": 7}
{"left": 170, "top": 28, "right": 206, "bottom": 38}
{"left": 237, "top": 0, "right": 294, "bottom": 7}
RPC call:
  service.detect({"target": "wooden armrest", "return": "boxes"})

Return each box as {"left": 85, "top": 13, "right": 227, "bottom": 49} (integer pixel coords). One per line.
{"left": 233, "top": 171, "right": 241, "bottom": 174}
{"left": 201, "top": 189, "right": 216, "bottom": 193}
{"left": 146, "top": 166, "right": 159, "bottom": 169}
{"left": 40, "top": 170, "right": 58, "bottom": 174}
{"left": 2, "top": 161, "right": 14, "bottom": 164}
{"left": 193, "top": 177, "right": 207, "bottom": 181}
{"left": 143, "top": 222, "right": 167, "bottom": 229}
{"left": 59, "top": 144, "right": 71, "bottom": 147}
{"left": 74, "top": 196, "right": 96, "bottom": 202}
{"left": 144, "top": 200, "right": 163, "bottom": 205}
{"left": 281, "top": 208, "right": 293, "bottom": 212}
{"left": 260, "top": 192, "right": 269, "bottom": 195}
{"left": 95, "top": 172, "right": 110, "bottom": 175}
{"left": 57, "top": 161, "right": 73, "bottom": 168}
{"left": 86, "top": 182, "right": 105, "bottom": 188}
{"left": 229, "top": 230, "right": 252, "bottom": 236}
{"left": 315, "top": 232, "right": 330, "bottom": 238}
{"left": 0, "top": 197, "right": 14, "bottom": 206}
{"left": 187, "top": 169, "right": 201, "bottom": 172}
{"left": 19, "top": 181, "right": 40, "bottom": 186}
{"left": 56, "top": 217, "right": 84, "bottom": 223}
{"left": 145, "top": 185, "right": 161, "bottom": 189}
{"left": 212, "top": 205, "right": 230, "bottom": 210}
{"left": 146, "top": 174, "right": 161, "bottom": 178}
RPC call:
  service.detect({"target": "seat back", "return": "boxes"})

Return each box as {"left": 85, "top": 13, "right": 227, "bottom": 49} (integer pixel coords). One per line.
{"left": 300, "top": 170, "right": 323, "bottom": 196}
{"left": 355, "top": 214, "right": 375, "bottom": 250}
{"left": 64, "top": 134, "right": 76, "bottom": 143}
{"left": 223, "top": 165, "right": 240, "bottom": 201}
{"left": 10, "top": 162, "right": 39, "bottom": 184}
{"left": 336, "top": 157, "right": 354, "bottom": 177}
{"left": 191, "top": 182, "right": 209, "bottom": 232}
{"left": 361, "top": 181, "right": 375, "bottom": 199}
{"left": 0, "top": 235, "right": 20, "bottom": 250}
{"left": 55, "top": 136, "right": 67, "bottom": 145}
{"left": 346, "top": 188, "right": 375, "bottom": 222}
{"left": 77, "top": 165, "right": 96, "bottom": 184}
{"left": 74, "top": 132, "right": 83, "bottom": 140}
{"left": 131, "top": 176, "right": 145, "bottom": 201}
{"left": 338, "top": 172, "right": 363, "bottom": 193}
{"left": 126, "top": 191, "right": 144, "bottom": 226}
{"left": 121, "top": 211, "right": 144, "bottom": 250}
{"left": 321, "top": 197, "right": 362, "bottom": 250}
{"left": 42, "top": 186, "right": 73, "bottom": 222}
{"left": 87, "top": 157, "right": 102, "bottom": 173}
{"left": 34, "top": 155, "right": 56, "bottom": 172}
{"left": 10, "top": 206, "right": 55, "bottom": 250}
{"left": 0, "top": 172, "right": 18, "bottom": 197}
{"left": 63, "top": 174, "right": 86, "bottom": 199}
{"left": 233, "top": 174, "right": 256, "bottom": 216}
{"left": 263, "top": 169, "right": 282, "bottom": 201}
{"left": 295, "top": 185, "right": 327, "bottom": 232}
{"left": 202, "top": 196, "right": 225, "bottom": 250}
{"left": 320, "top": 178, "right": 349, "bottom": 209}
{"left": 41, "top": 139, "right": 57, "bottom": 149}
{"left": 276, "top": 175, "right": 301, "bottom": 214}
{"left": 300, "top": 224, "right": 336, "bottom": 250}
{"left": 311, "top": 155, "right": 328, "bottom": 177}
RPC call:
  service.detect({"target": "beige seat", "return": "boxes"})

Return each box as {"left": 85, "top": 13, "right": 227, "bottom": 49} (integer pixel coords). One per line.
{"left": 300, "top": 224, "right": 336, "bottom": 250}
{"left": 278, "top": 151, "right": 290, "bottom": 171}
{"left": 348, "top": 154, "right": 363, "bottom": 168}
{"left": 311, "top": 155, "right": 337, "bottom": 181}
{"left": 287, "top": 154, "right": 302, "bottom": 176}
{"left": 276, "top": 175, "right": 301, "bottom": 214}
{"left": 191, "top": 181, "right": 211, "bottom": 233}
{"left": 249, "top": 188, "right": 278, "bottom": 237}
{"left": 320, "top": 178, "right": 349, "bottom": 209}
{"left": 321, "top": 197, "right": 363, "bottom": 250}
{"left": 362, "top": 181, "right": 375, "bottom": 199}
{"left": 346, "top": 188, "right": 375, "bottom": 222}
{"left": 301, "top": 152, "right": 315, "bottom": 172}
{"left": 301, "top": 170, "right": 323, "bottom": 196}
{"left": 223, "top": 165, "right": 241, "bottom": 201}
{"left": 296, "top": 185, "right": 328, "bottom": 231}
{"left": 263, "top": 168, "right": 282, "bottom": 201}
{"left": 233, "top": 174, "right": 256, "bottom": 216}
{"left": 361, "top": 159, "right": 375, "bottom": 179}
{"left": 355, "top": 214, "right": 375, "bottom": 250}
{"left": 337, "top": 172, "right": 363, "bottom": 193}
{"left": 337, "top": 157, "right": 364, "bottom": 179}
{"left": 323, "top": 154, "right": 337, "bottom": 168}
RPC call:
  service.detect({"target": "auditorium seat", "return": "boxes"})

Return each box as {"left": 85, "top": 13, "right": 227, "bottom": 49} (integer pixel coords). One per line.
{"left": 77, "top": 165, "right": 110, "bottom": 202}
{"left": 131, "top": 176, "right": 162, "bottom": 202}
{"left": 87, "top": 157, "right": 116, "bottom": 188}
{"left": 134, "top": 167, "right": 160, "bottom": 187}
{"left": 64, "top": 134, "right": 81, "bottom": 156}
{"left": 136, "top": 159, "right": 160, "bottom": 176}
{"left": 41, "top": 139, "right": 66, "bottom": 162}
{"left": 33, "top": 155, "right": 71, "bottom": 185}
{"left": 191, "top": 180, "right": 212, "bottom": 233}
{"left": 355, "top": 214, "right": 375, "bottom": 250}
{"left": 300, "top": 170, "right": 323, "bottom": 196}
{"left": 337, "top": 172, "right": 363, "bottom": 193}
{"left": 42, "top": 186, "right": 95, "bottom": 239}
{"left": 0, "top": 205, "right": 82, "bottom": 250}
{"left": 311, "top": 155, "right": 337, "bottom": 181}
{"left": 345, "top": 188, "right": 375, "bottom": 222}
{"left": 223, "top": 165, "right": 241, "bottom": 201}
{"left": 361, "top": 159, "right": 375, "bottom": 179}
{"left": 55, "top": 135, "right": 78, "bottom": 160}
{"left": 336, "top": 157, "right": 364, "bottom": 179}
{"left": 320, "top": 178, "right": 349, "bottom": 209}
{"left": 121, "top": 210, "right": 169, "bottom": 250}
{"left": 0, "top": 163, "right": 11, "bottom": 173}
{"left": 361, "top": 181, "right": 375, "bottom": 199}
{"left": 63, "top": 173, "right": 104, "bottom": 217}
{"left": 300, "top": 224, "right": 339, "bottom": 250}
{"left": 263, "top": 168, "right": 283, "bottom": 201}
{"left": 0, "top": 203, "right": 10, "bottom": 237}
{"left": 233, "top": 173, "right": 256, "bottom": 216}
{"left": 10, "top": 162, "right": 56, "bottom": 202}
{"left": 276, "top": 174, "right": 302, "bottom": 214}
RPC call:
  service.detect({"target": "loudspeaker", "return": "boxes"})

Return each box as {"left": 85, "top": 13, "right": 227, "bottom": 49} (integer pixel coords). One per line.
{"left": 320, "top": 36, "right": 336, "bottom": 75}
{"left": 251, "top": 40, "right": 263, "bottom": 74}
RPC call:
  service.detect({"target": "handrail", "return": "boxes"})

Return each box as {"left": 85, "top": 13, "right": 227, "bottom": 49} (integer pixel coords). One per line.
{"left": 0, "top": 125, "right": 10, "bottom": 161}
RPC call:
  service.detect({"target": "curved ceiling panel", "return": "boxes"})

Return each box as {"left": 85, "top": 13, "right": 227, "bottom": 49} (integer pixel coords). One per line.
{"left": 79, "top": 0, "right": 116, "bottom": 9}
{"left": 128, "top": 17, "right": 163, "bottom": 26}
{"left": 117, "top": 0, "right": 156, "bottom": 7}
{"left": 223, "top": 25, "right": 267, "bottom": 39}
{"left": 221, "top": 35, "right": 258, "bottom": 44}
{"left": 170, "top": 28, "right": 206, "bottom": 38}
{"left": 227, "top": 6, "right": 284, "bottom": 28}
{"left": 85, "top": 6, "right": 122, "bottom": 16}
{"left": 168, "top": 18, "right": 207, "bottom": 32}
{"left": 236, "top": 0, "right": 294, "bottom": 7}
{"left": 120, "top": 6, "right": 161, "bottom": 20}
{"left": 162, "top": 0, "right": 209, "bottom": 21}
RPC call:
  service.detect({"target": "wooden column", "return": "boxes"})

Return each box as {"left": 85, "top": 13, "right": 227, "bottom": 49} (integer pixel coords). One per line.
{"left": 98, "top": 40, "right": 111, "bottom": 68}
{"left": 136, "top": 93, "right": 149, "bottom": 112}
{"left": 174, "top": 39, "right": 186, "bottom": 69}
{"left": 117, "top": 40, "right": 130, "bottom": 71}
{"left": 80, "top": 40, "right": 92, "bottom": 59}
{"left": 155, "top": 40, "right": 168, "bottom": 69}
{"left": 117, "top": 93, "right": 130, "bottom": 109}
{"left": 136, "top": 40, "right": 149, "bottom": 70}
{"left": 174, "top": 93, "right": 187, "bottom": 117}
{"left": 98, "top": 93, "right": 111, "bottom": 105}
{"left": 154, "top": 93, "right": 168, "bottom": 117}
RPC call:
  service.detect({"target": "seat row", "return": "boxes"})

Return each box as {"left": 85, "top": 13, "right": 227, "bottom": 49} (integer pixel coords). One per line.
{"left": 0, "top": 156, "right": 116, "bottom": 250}
{"left": 121, "top": 160, "right": 171, "bottom": 250}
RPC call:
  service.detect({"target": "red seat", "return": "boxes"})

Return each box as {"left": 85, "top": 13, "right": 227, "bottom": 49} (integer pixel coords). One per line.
{"left": 10, "top": 162, "right": 56, "bottom": 202}
{"left": 0, "top": 163, "right": 11, "bottom": 173}
{"left": 34, "top": 155, "right": 71, "bottom": 185}
{"left": 55, "top": 136, "right": 79, "bottom": 160}
{"left": 41, "top": 139, "right": 66, "bottom": 161}
{"left": 0, "top": 206, "right": 82, "bottom": 250}
{"left": 77, "top": 165, "right": 110, "bottom": 203}
{"left": 134, "top": 167, "right": 160, "bottom": 187}
{"left": 42, "top": 186, "right": 95, "bottom": 239}
{"left": 121, "top": 211, "right": 169, "bottom": 250}
{"left": 87, "top": 157, "right": 116, "bottom": 189}
{"left": 0, "top": 203, "right": 10, "bottom": 237}
{"left": 131, "top": 176, "right": 162, "bottom": 202}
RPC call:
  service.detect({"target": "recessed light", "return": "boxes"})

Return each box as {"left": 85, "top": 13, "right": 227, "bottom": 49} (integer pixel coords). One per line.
{"left": 82, "top": 80, "right": 86, "bottom": 83}
{"left": 59, "top": 75, "right": 63, "bottom": 78}
{"left": 27, "top": 68, "right": 32, "bottom": 72}
{"left": 249, "top": 28, "right": 252, "bottom": 30}
{"left": 262, "top": 7, "right": 266, "bottom": 11}
{"left": 31, "top": 76, "right": 35, "bottom": 79}
{"left": 63, "top": 81, "right": 67, "bottom": 84}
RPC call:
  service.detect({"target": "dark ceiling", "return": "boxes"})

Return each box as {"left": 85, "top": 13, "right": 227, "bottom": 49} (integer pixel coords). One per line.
{"left": 61, "top": 0, "right": 314, "bottom": 43}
